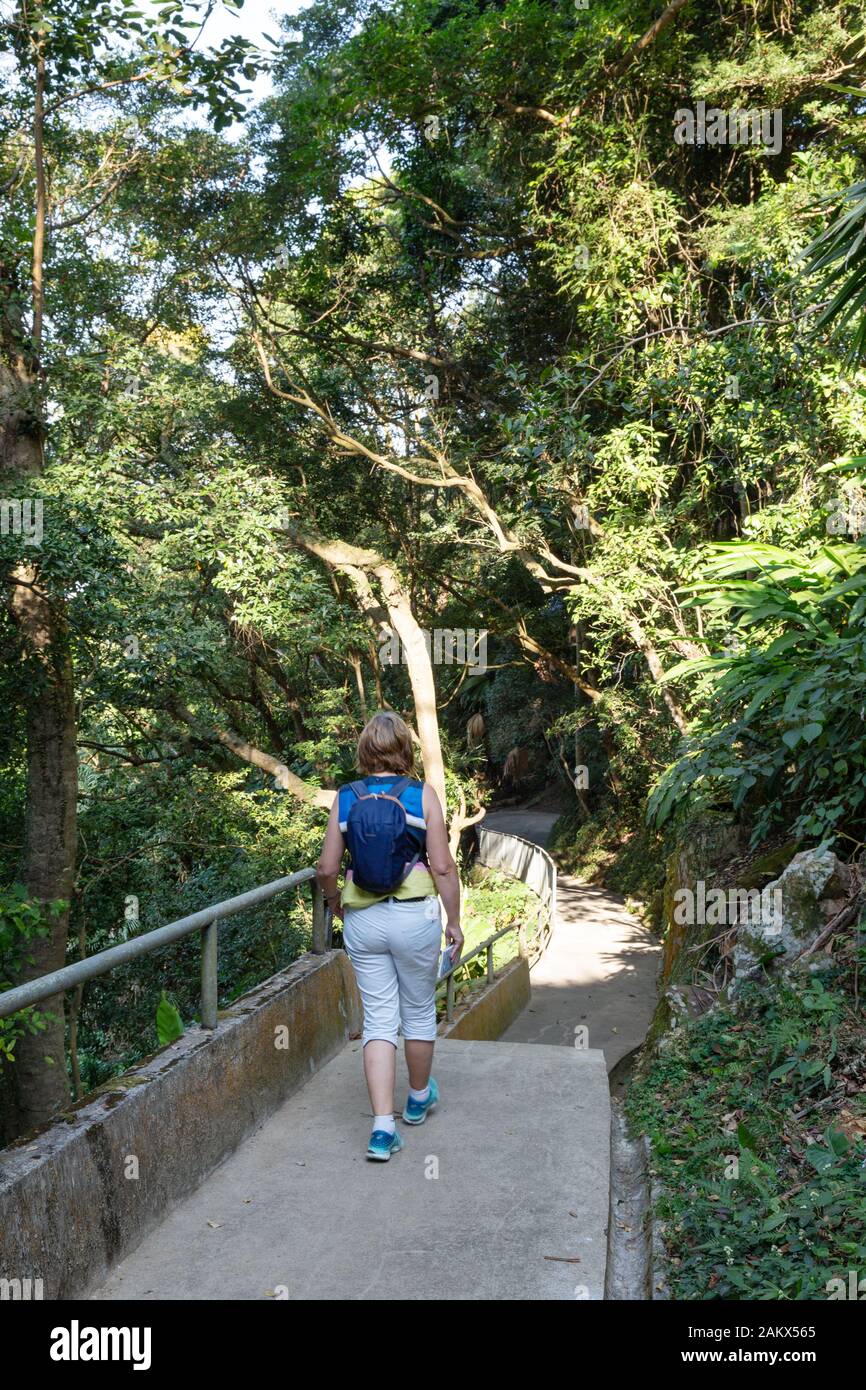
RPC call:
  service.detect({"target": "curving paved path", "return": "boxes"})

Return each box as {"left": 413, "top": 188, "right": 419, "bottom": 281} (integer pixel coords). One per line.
{"left": 482, "top": 810, "right": 660, "bottom": 1071}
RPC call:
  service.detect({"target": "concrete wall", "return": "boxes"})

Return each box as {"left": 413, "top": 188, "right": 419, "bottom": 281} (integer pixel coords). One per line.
{"left": 0, "top": 950, "right": 361, "bottom": 1299}
{"left": 439, "top": 957, "right": 531, "bottom": 1041}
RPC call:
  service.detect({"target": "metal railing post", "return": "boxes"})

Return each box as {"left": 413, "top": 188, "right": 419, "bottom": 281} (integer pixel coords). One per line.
{"left": 0, "top": 833, "right": 558, "bottom": 1043}
{"left": 0, "top": 867, "right": 322, "bottom": 1026}
{"left": 200, "top": 919, "right": 218, "bottom": 1030}
{"left": 312, "top": 880, "right": 327, "bottom": 954}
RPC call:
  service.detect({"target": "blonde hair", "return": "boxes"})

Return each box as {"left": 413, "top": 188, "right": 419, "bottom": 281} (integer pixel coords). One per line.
{"left": 356, "top": 711, "right": 415, "bottom": 777}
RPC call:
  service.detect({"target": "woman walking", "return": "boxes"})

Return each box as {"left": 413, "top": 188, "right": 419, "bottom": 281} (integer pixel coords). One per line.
{"left": 317, "top": 712, "right": 463, "bottom": 1160}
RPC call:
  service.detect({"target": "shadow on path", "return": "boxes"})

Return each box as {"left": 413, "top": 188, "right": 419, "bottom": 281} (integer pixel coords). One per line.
{"left": 481, "top": 810, "right": 661, "bottom": 1071}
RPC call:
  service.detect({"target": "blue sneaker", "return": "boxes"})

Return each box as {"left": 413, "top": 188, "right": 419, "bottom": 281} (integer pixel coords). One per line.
{"left": 402, "top": 1077, "right": 439, "bottom": 1125}
{"left": 366, "top": 1128, "right": 404, "bottom": 1161}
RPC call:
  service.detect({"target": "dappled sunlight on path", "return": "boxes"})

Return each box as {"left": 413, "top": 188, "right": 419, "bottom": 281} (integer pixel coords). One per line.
{"left": 482, "top": 811, "right": 661, "bottom": 1069}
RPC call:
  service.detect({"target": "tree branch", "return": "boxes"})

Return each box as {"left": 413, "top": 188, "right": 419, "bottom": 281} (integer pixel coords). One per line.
{"left": 609, "top": 0, "right": 693, "bottom": 81}
{"left": 167, "top": 701, "right": 335, "bottom": 809}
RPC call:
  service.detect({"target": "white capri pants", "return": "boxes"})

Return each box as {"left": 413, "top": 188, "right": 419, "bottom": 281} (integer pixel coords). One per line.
{"left": 342, "top": 896, "right": 441, "bottom": 1047}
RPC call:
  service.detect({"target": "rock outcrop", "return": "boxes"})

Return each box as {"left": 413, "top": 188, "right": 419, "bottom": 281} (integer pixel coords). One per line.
{"left": 732, "top": 849, "right": 852, "bottom": 987}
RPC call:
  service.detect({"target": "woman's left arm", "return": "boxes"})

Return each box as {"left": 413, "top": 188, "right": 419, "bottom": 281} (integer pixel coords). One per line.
{"left": 316, "top": 796, "right": 345, "bottom": 919}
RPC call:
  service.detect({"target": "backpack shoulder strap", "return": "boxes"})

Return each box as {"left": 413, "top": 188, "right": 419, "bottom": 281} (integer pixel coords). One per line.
{"left": 386, "top": 775, "right": 411, "bottom": 800}
{"left": 348, "top": 779, "right": 370, "bottom": 800}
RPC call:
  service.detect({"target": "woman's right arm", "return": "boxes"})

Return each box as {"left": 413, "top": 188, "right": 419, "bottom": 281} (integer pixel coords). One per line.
{"left": 316, "top": 796, "right": 345, "bottom": 919}
{"left": 422, "top": 783, "right": 463, "bottom": 955}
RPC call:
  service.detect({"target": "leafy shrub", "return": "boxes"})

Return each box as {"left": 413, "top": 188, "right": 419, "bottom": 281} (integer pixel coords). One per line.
{"left": 649, "top": 538, "right": 866, "bottom": 846}
{"left": 627, "top": 979, "right": 866, "bottom": 1300}
{"left": 0, "top": 887, "right": 64, "bottom": 1062}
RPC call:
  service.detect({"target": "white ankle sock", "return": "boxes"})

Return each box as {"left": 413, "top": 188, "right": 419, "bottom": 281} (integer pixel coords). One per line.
{"left": 373, "top": 1113, "right": 395, "bottom": 1134}
{"left": 409, "top": 1085, "right": 430, "bottom": 1103}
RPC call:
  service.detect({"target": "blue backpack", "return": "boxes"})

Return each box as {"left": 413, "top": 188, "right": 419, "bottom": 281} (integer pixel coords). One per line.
{"left": 344, "top": 777, "right": 419, "bottom": 895}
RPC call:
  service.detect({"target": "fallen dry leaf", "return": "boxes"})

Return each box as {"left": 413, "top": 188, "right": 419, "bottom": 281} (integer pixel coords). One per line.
{"left": 836, "top": 1108, "right": 866, "bottom": 1141}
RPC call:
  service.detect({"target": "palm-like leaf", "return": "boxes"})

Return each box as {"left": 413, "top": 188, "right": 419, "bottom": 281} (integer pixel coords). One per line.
{"left": 802, "top": 175, "right": 866, "bottom": 362}
{"left": 648, "top": 538, "right": 866, "bottom": 841}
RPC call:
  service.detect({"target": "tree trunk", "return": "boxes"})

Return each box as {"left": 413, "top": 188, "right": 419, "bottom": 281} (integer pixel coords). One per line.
{"left": 625, "top": 613, "right": 689, "bottom": 736}
{"left": 0, "top": 360, "right": 42, "bottom": 473}
{"left": 0, "top": 33, "right": 80, "bottom": 1135}
{"left": 372, "top": 561, "right": 447, "bottom": 813}
{"left": 2, "top": 574, "right": 78, "bottom": 1138}
{"left": 283, "top": 528, "right": 450, "bottom": 814}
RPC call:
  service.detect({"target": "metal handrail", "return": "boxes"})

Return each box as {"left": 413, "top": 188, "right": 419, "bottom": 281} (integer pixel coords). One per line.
{"left": 476, "top": 825, "right": 557, "bottom": 924}
{"left": 435, "top": 922, "right": 516, "bottom": 1023}
{"left": 0, "top": 869, "right": 330, "bottom": 1029}
{"left": 435, "top": 905, "right": 550, "bottom": 1024}
{"left": 434, "top": 826, "right": 558, "bottom": 1023}
{"left": 0, "top": 826, "right": 556, "bottom": 1033}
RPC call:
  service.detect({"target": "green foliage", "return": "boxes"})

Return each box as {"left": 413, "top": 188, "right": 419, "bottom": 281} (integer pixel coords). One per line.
{"left": 70, "top": 764, "right": 324, "bottom": 1089}
{"left": 5, "top": 0, "right": 866, "bottom": 1151}
{"left": 0, "top": 888, "right": 64, "bottom": 1062}
{"left": 155, "top": 991, "right": 184, "bottom": 1047}
{"left": 461, "top": 869, "right": 537, "bottom": 961}
{"left": 649, "top": 537, "right": 866, "bottom": 845}
{"left": 438, "top": 869, "right": 537, "bottom": 1017}
{"left": 627, "top": 980, "right": 866, "bottom": 1300}
{"left": 548, "top": 806, "right": 671, "bottom": 915}
{"left": 802, "top": 177, "right": 866, "bottom": 362}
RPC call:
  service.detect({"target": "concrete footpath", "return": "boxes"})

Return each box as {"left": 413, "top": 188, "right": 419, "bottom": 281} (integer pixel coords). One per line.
{"left": 483, "top": 811, "right": 660, "bottom": 1071}
{"left": 89, "top": 806, "right": 654, "bottom": 1302}
{"left": 92, "top": 1039, "right": 609, "bottom": 1301}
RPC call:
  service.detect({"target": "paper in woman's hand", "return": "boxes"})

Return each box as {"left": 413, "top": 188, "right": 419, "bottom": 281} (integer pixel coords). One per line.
{"left": 437, "top": 945, "right": 457, "bottom": 980}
